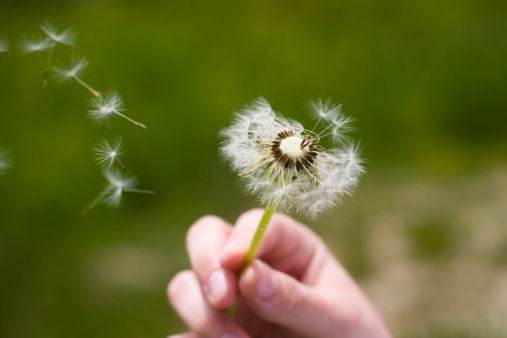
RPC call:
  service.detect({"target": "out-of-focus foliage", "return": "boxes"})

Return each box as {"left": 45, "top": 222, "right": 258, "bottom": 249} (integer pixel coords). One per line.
{"left": 0, "top": 0, "right": 505, "bottom": 337}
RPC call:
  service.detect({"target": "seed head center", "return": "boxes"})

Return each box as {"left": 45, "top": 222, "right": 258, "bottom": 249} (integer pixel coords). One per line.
{"left": 280, "top": 136, "right": 304, "bottom": 160}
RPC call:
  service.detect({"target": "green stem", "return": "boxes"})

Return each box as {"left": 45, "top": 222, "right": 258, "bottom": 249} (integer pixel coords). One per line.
{"left": 113, "top": 110, "right": 147, "bottom": 129}
{"left": 42, "top": 42, "right": 55, "bottom": 85}
{"left": 122, "top": 188, "right": 164, "bottom": 195}
{"left": 73, "top": 75, "right": 100, "bottom": 97}
{"left": 227, "top": 200, "right": 280, "bottom": 317}
{"left": 238, "top": 199, "right": 279, "bottom": 275}
{"left": 81, "top": 185, "right": 113, "bottom": 216}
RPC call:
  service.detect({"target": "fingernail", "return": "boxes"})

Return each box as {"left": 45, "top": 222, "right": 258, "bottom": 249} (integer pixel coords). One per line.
{"left": 255, "top": 262, "right": 275, "bottom": 300}
{"left": 205, "top": 270, "right": 227, "bottom": 304}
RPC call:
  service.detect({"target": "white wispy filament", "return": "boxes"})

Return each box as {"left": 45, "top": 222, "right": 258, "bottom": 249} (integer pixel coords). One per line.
{"left": 220, "top": 97, "right": 365, "bottom": 219}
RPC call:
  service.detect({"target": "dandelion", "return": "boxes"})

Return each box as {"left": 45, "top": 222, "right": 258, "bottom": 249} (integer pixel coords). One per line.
{"left": 40, "top": 21, "right": 76, "bottom": 85}
{"left": 81, "top": 170, "right": 163, "bottom": 216}
{"left": 93, "top": 136, "right": 128, "bottom": 171}
{"left": 54, "top": 56, "right": 100, "bottom": 97}
{"left": 0, "top": 38, "right": 9, "bottom": 52}
{"left": 220, "top": 97, "right": 364, "bottom": 273}
{"left": 0, "top": 144, "right": 12, "bottom": 177}
{"left": 88, "top": 91, "right": 147, "bottom": 129}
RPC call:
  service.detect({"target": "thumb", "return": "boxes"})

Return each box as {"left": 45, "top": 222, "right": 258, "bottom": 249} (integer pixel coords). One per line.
{"left": 239, "top": 260, "right": 358, "bottom": 337}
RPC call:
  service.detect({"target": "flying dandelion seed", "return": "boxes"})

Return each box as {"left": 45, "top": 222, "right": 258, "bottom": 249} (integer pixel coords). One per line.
{"left": 39, "top": 21, "right": 76, "bottom": 85}
{"left": 40, "top": 21, "right": 76, "bottom": 46}
{"left": 0, "top": 38, "right": 9, "bottom": 52}
{"left": 18, "top": 34, "right": 51, "bottom": 53}
{"left": 220, "top": 97, "right": 364, "bottom": 273}
{"left": 18, "top": 34, "right": 52, "bottom": 70}
{"left": 88, "top": 91, "right": 147, "bottom": 129}
{"left": 93, "top": 136, "right": 128, "bottom": 171}
{"left": 54, "top": 55, "right": 100, "bottom": 97}
{"left": 0, "top": 145, "right": 12, "bottom": 177}
{"left": 81, "top": 170, "right": 163, "bottom": 216}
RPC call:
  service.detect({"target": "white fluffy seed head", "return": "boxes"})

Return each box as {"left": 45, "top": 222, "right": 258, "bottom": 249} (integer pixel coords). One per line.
{"left": 220, "top": 97, "right": 365, "bottom": 219}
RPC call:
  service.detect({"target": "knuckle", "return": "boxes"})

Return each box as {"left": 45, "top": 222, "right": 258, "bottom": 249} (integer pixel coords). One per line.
{"left": 237, "top": 208, "right": 265, "bottom": 225}
{"left": 283, "top": 285, "right": 306, "bottom": 319}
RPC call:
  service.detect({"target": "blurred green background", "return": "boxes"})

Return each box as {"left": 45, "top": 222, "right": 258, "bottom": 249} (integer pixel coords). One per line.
{"left": 1, "top": 0, "right": 506, "bottom": 337}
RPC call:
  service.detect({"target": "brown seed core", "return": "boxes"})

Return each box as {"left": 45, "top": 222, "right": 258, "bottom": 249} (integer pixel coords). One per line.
{"left": 271, "top": 130, "right": 318, "bottom": 171}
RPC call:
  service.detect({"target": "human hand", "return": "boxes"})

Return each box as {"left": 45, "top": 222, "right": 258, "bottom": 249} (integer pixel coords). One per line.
{"left": 167, "top": 209, "right": 391, "bottom": 338}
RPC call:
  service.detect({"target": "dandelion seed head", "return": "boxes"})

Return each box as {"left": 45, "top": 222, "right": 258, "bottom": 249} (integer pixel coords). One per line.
{"left": 40, "top": 21, "right": 76, "bottom": 46}
{"left": 221, "top": 97, "right": 364, "bottom": 218}
{"left": 54, "top": 55, "right": 89, "bottom": 82}
{"left": 0, "top": 38, "right": 9, "bottom": 53}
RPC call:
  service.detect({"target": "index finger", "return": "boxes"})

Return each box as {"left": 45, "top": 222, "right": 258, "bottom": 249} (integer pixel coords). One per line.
{"left": 186, "top": 215, "right": 238, "bottom": 308}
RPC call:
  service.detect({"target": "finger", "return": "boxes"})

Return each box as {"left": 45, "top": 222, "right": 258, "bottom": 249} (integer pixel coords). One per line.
{"left": 187, "top": 215, "right": 238, "bottom": 308}
{"left": 220, "top": 209, "right": 327, "bottom": 281}
{"left": 239, "top": 260, "right": 361, "bottom": 337}
{"left": 168, "top": 270, "right": 249, "bottom": 338}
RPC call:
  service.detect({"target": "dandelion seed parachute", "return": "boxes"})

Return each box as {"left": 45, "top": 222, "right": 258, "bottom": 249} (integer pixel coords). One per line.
{"left": 220, "top": 97, "right": 364, "bottom": 219}
{"left": 53, "top": 55, "right": 100, "bottom": 97}
{"left": 88, "top": 91, "right": 147, "bottom": 129}
{"left": 18, "top": 34, "right": 52, "bottom": 53}
{"left": 53, "top": 55, "right": 89, "bottom": 82}
{"left": 81, "top": 170, "right": 163, "bottom": 216}
{"left": 40, "top": 21, "right": 76, "bottom": 46}
{"left": 93, "top": 136, "right": 127, "bottom": 170}
{"left": 102, "top": 170, "right": 138, "bottom": 207}
{"left": 0, "top": 38, "right": 9, "bottom": 52}
{"left": 0, "top": 145, "right": 12, "bottom": 176}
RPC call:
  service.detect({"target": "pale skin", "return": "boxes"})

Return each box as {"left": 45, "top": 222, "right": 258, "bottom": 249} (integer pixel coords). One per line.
{"left": 167, "top": 209, "right": 392, "bottom": 338}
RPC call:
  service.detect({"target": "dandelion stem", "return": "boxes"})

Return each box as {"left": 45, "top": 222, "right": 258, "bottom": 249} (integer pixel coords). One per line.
{"left": 36, "top": 51, "right": 45, "bottom": 72}
{"left": 238, "top": 199, "right": 280, "bottom": 275}
{"left": 227, "top": 199, "right": 280, "bottom": 317}
{"left": 81, "top": 185, "right": 113, "bottom": 217}
{"left": 113, "top": 110, "right": 147, "bottom": 129}
{"left": 72, "top": 75, "right": 100, "bottom": 97}
{"left": 115, "top": 157, "right": 129, "bottom": 171}
{"left": 122, "top": 188, "right": 164, "bottom": 195}
{"left": 43, "top": 42, "right": 56, "bottom": 86}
